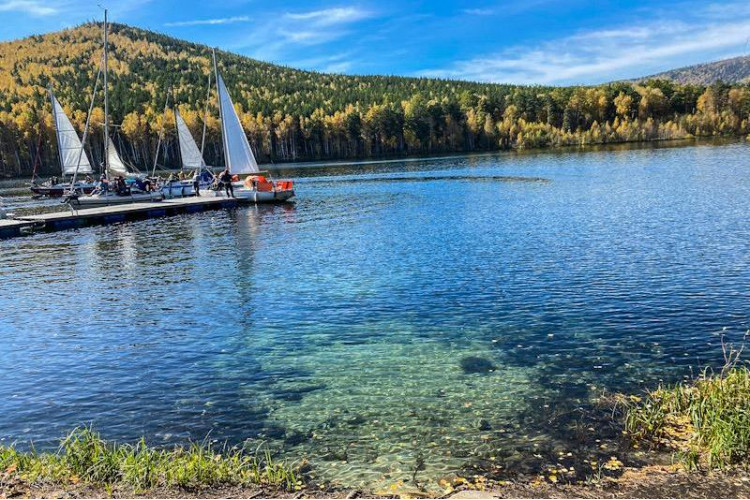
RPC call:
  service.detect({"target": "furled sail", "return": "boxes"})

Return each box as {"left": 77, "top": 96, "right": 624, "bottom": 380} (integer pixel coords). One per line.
{"left": 175, "top": 109, "right": 206, "bottom": 170}
{"left": 107, "top": 137, "right": 129, "bottom": 179}
{"left": 217, "top": 74, "right": 259, "bottom": 174}
{"left": 51, "top": 93, "right": 93, "bottom": 175}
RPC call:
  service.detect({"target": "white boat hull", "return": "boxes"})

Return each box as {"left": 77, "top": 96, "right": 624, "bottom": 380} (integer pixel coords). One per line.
{"left": 161, "top": 180, "right": 214, "bottom": 198}
{"left": 230, "top": 184, "right": 295, "bottom": 203}
{"left": 69, "top": 191, "right": 165, "bottom": 208}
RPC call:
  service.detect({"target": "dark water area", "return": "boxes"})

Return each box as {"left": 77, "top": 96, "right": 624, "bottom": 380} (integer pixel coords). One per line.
{"left": 1, "top": 140, "right": 749, "bottom": 491}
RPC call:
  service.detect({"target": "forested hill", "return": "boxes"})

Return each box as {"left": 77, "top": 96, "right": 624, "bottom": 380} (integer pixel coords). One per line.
{"left": 639, "top": 55, "right": 750, "bottom": 85}
{"left": 1, "top": 23, "right": 750, "bottom": 177}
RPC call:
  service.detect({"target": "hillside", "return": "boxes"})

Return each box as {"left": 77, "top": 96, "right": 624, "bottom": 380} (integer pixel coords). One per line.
{"left": 639, "top": 55, "right": 750, "bottom": 84}
{"left": 0, "top": 24, "right": 749, "bottom": 177}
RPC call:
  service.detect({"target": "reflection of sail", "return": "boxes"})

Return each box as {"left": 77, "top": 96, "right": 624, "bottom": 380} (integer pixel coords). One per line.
{"left": 50, "top": 93, "right": 93, "bottom": 175}
{"left": 175, "top": 109, "right": 206, "bottom": 170}
{"left": 118, "top": 226, "right": 137, "bottom": 275}
{"left": 107, "top": 138, "right": 129, "bottom": 179}
{"left": 217, "top": 74, "right": 259, "bottom": 174}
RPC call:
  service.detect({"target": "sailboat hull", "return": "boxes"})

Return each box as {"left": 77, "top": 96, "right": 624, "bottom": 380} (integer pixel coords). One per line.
{"left": 31, "top": 182, "right": 97, "bottom": 197}
{"left": 230, "top": 184, "right": 295, "bottom": 203}
{"left": 161, "top": 180, "right": 215, "bottom": 198}
{"left": 68, "top": 191, "right": 165, "bottom": 208}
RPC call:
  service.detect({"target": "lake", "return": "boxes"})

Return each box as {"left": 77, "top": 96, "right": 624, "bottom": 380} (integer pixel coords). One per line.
{"left": 1, "top": 141, "right": 749, "bottom": 492}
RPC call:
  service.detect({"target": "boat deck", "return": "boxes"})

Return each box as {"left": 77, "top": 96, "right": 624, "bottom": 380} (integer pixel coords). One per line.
{"left": 0, "top": 195, "right": 253, "bottom": 239}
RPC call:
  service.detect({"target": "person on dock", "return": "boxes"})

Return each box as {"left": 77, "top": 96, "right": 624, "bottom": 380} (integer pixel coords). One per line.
{"left": 220, "top": 168, "right": 234, "bottom": 198}
{"left": 115, "top": 176, "right": 128, "bottom": 196}
{"left": 192, "top": 171, "right": 201, "bottom": 197}
{"left": 98, "top": 174, "right": 109, "bottom": 194}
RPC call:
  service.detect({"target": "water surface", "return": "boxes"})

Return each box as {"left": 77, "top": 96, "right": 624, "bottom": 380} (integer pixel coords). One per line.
{"left": 1, "top": 141, "right": 749, "bottom": 491}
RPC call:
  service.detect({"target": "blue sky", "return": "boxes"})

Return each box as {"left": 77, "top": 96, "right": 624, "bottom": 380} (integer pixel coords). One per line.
{"left": 1, "top": 0, "right": 749, "bottom": 85}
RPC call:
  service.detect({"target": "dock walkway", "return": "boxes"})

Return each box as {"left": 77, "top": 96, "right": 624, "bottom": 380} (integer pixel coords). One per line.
{"left": 0, "top": 195, "right": 251, "bottom": 239}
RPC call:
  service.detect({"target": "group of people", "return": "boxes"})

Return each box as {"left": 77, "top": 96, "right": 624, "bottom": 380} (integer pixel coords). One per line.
{"left": 51, "top": 167, "right": 239, "bottom": 198}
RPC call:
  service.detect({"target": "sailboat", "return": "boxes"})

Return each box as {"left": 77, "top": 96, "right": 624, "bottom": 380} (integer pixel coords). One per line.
{"left": 213, "top": 51, "right": 295, "bottom": 203}
{"left": 30, "top": 90, "right": 98, "bottom": 197}
{"left": 161, "top": 108, "right": 215, "bottom": 198}
{"left": 67, "top": 10, "right": 163, "bottom": 208}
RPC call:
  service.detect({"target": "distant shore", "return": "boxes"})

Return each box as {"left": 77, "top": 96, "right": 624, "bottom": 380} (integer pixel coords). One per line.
{"left": 3, "top": 136, "right": 744, "bottom": 182}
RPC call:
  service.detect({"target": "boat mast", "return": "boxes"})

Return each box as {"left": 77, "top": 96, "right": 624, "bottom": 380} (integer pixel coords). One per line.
{"left": 172, "top": 91, "right": 183, "bottom": 171}
{"left": 48, "top": 86, "right": 65, "bottom": 177}
{"left": 70, "top": 58, "right": 104, "bottom": 190}
{"left": 103, "top": 9, "right": 109, "bottom": 180}
{"left": 212, "top": 49, "right": 229, "bottom": 172}
{"left": 200, "top": 71, "right": 210, "bottom": 166}
{"left": 151, "top": 91, "right": 170, "bottom": 177}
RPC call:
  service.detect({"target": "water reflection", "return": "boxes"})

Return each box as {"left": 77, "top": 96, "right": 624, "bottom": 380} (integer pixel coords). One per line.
{"left": 0, "top": 141, "right": 749, "bottom": 491}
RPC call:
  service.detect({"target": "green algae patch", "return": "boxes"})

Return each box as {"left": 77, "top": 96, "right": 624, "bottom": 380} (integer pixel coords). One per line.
{"left": 625, "top": 365, "right": 750, "bottom": 469}
{"left": 0, "top": 427, "right": 300, "bottom": 492}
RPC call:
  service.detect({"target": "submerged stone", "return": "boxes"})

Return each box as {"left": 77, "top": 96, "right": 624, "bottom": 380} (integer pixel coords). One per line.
{"left": 477, "top": 419, "right": 492, "bottom": 431}
{"left": 460, "top": 356, "right": 497, "bottom": 374}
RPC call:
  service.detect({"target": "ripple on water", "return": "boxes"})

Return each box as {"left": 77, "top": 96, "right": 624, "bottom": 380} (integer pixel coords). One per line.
{"left": 0, "top": 143, "right": 749, "bottom": 491}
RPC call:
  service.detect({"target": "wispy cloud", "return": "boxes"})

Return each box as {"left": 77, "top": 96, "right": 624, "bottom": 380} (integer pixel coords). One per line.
{"left": 0, "top": 0, "right": 56, "bottom": 16}
{"left": 235, "top": 5, "right": 376, "bottom": 62}
{"left": 165, "top": 16, "right": 250, "bottom": 27}
{"left": 420, "top": 2, "right": 750, "bottom": 85}
{"left": 288, "top": 52, "right": 356, "bottom": 74}
{"left": 462, "top": 8, "right": 494, "bottom": 16}
{"left": 285, "top": 7, "right": 372, "bottom": 26}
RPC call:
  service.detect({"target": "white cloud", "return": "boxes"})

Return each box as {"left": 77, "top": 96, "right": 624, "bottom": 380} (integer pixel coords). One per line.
{"left": 288, "top": 52, "right": 356, "bottom": 74}
{"left": 235, "top": 5, "right": 375, "bottom": 61}
{"left": 462, "top": 8, "right": 494, "bottom": 16}
{"left": 420, "top": 1, "right": 750, "bottom": 85}
{"left": 284, "top": 7, "right": 372, "bottom": 27}
{"left": 165, "top": 16, "right": 250, "bottom": 27}
{"left": 0, "top": 0, "right": 56, "bottom": 16}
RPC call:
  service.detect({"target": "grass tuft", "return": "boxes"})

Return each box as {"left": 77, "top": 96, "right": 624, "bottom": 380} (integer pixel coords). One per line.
{"left": 625, "top": 360, "right": 750, "bottom": 469}
{"left": 0, "top": 427, "right": 300, "bottom": 492}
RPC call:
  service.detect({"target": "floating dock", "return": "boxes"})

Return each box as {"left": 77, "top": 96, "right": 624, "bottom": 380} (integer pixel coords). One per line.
{"left": 0, "top": 195, "right": 255, "bottom": 239}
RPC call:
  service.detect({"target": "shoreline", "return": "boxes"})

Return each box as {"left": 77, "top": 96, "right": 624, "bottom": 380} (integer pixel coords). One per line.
{"left": 3, "top": 136, "right": 745, "bottom": 182}
{"left": 4, "top": 364, "right": 749, "bottom": 500}
{"left": 4, "top": 464, "right": 750, "bottom": 499}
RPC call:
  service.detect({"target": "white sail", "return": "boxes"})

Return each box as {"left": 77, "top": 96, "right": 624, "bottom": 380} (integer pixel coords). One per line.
{"left": 107, "top": 137, "right": 129, "bottom": 179}
{"left": 217, "top": 74, "right": 259, "bottom": 174}
{"left": 51, "top": 94, "right": 93, "bottom": 175}
{"left": 175, "top": 109, "right": 205, "bottom": 170}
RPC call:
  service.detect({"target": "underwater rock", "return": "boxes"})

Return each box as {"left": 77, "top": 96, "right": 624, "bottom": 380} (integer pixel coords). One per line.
{"left": 284, "top": 430, "right": 313, "bottom": 446}
{"left": 460, "top": 356, "right": 497, "bottom": 374}
{"left": 345, "top": 414, "right": 367, "bottom": 427}
{"left": 477, "top": 419, "right": 492, "bottom": 431}
{"left": 259, "top": 424, "right": 286, "bottom": 440}
{"left": 272, "top": 383, "right": 326, "bottom": 402}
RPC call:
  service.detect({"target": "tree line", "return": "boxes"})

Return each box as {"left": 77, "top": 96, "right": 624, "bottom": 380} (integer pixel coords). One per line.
{"left": 1, "top": 23, "right": 749, "bottom": 177}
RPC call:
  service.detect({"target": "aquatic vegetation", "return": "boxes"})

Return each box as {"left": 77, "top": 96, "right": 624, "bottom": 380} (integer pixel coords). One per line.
{"left": 0, "top": 427, "right": 300, "bottom": 492}
{"left": 625, "top": 359, "right": 750, "bottom": 469}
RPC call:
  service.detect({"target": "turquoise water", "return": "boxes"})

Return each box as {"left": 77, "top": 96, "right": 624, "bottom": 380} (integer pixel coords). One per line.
{"left": 1, "top": 141, "right": 749, "bottom": 491}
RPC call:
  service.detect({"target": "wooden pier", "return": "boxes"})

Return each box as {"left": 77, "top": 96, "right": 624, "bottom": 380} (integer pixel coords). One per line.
{"left": 0, "top": 195, "right": 254, "bottom": 239}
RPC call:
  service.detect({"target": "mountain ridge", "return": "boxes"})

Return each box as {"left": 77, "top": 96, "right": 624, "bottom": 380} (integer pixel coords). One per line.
{"left": 637, "top": 55, "right": 750, "bottom": 84}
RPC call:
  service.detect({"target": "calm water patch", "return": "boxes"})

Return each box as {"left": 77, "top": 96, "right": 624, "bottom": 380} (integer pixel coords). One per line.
{"left": 1, "top": 141, "right": 749, "bottom": 491}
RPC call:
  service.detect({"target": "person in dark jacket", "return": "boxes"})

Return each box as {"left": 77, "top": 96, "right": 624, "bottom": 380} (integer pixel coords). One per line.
{"left": 192, "top": 171, "right": 201, "bottom": 197}
{"left": 220, "top": 168, "right": 234, "bottom": 198}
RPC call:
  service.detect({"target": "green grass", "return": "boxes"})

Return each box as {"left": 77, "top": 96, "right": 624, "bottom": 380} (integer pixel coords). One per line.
{"left": 625, "top": 364, "right": 750, "bottom": 469}
{"left": 0, "top": 427, "right": 300, "bottom": 492}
